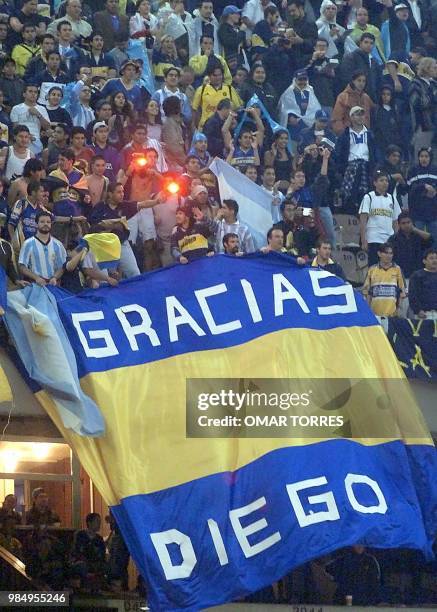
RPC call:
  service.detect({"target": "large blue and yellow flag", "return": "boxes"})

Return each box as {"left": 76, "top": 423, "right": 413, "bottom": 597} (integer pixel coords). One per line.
{"left": 4, "top": 254, "right": 437, "bottom": 611}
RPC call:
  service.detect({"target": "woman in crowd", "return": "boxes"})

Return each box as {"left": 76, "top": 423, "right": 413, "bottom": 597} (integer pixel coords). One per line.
{"left": 108, "top": 92, "right": 136, "bottom": 149}
{"left": 371, "top": 85, "right": 402, "bottom": 161}
{"left": 264, "top": 129, "right": 293, "bottom": 186}
{"left": 331, "top": 70, "right": 374, "bottom": 135}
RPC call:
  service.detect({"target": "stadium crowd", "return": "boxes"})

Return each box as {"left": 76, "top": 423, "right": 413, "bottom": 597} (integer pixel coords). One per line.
{"left": 0, "top": 0, "right": 433, "bottom": 317}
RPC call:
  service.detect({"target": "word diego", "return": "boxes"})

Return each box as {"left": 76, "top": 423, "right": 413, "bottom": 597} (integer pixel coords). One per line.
{"left": 197, "top": 390, "right": 312, "bottom": 411}
{"left": 150, "top": 472, "right": 387, "bottom": 581}
{"left": 71, "top": 271, "right": 357, "bottom": 358}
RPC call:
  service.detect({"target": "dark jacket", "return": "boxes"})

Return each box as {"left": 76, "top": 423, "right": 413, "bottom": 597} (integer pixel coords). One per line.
{"left": 203, "top": 111, "right": 225, "bottom": 158}
{"left": 388, "top": 230, "right": 432, "bottom": 278}
{"left": 335, "top": 126, "right": 376, "bottom": 169}
{"left": 306, "top": 56, "right": 336, "bottom": 107}
{"left": 217, "top": 23, "right": 246, "bottom": 67}
{"left": 409, "top": 268, "right": 437, "bottom": 313}
{"left": 286, "top": 16, "right": 317, "bottom": 67}
{"left": 0, "top": 76, "right": 25, "bottom": 109}
{"left": 339, "top": 49, "right": 382, "bottom": 103}
{"left": 409, "top": 77, "right": 434, "bottom": 132}
{"left": 371, "top": 103, "right": 402, "bottom": 155}
{"left": 240, "top": 80, "right": 278, "bottom": 118}
{"left": 93, "top": 10, "right": 129, "bottom": 52}
{"left": 263, "top": 43, "right": 296, "bottom": 96}
{"left": 407, "top": 163, "right": 437, "bottom": 223}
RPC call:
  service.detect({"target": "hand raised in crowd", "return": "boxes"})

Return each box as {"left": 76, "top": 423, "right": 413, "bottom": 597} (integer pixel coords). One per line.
{"left": 192, "top": 206, "right": 204, "bottom": 221}
{"left": 179, "top": 256, "right": 189, "bottom": 264}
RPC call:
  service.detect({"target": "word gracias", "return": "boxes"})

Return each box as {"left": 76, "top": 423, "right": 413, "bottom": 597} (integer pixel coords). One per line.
{"left": 72, "top": 270, "right": 357, "bottom": 358}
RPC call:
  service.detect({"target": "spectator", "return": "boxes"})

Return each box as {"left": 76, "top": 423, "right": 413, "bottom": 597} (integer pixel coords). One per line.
{"left": 25, "top": 488, "right": 61, "bottom": 526}
{"left": 10, "top": 84, "right": 51, "bottom": 155}
{"left": 331, "top": 70, "right": 374, "bottom": 135}
{"left": 86, "top": 155, "right": 109, "bottom": 205}
{"left": 55, "top": 21, "right": 85, "bottom": 81}
{"left": 408, "top": 57, "right": 436, "bottom": 160}
{"left": 70, "top": 126, "right": 94, "bottom": 174}
{"left": 0, "top": 58, "right": 25, "bottom": 111}
{"left": 260, "top": 166, "right": 284, "bottom": 223}
{"left": 264, "top": 129, "right": 293, "bottom": 184}
{"left": 297, "top": 109, "right": 336, "bottom": 154}
{"left": 261, "top": 225, "right": 295, "bottom": 255}
{"left": 161, "top": 95, "right": 188, "bottom": 171}
{"left": 285, "top": 0, "right": 318, "bottom": 68}
{"left": 44, "top": 87, "right": 72, "bottom": 129}
{"left": 251, "top": 6, "right": 280, "bottom": 57}
{"left": 48, "top": 0, "right": 92, "bottom": 41}
{"left": 18, "top": 210, "right": 67, "bottom": 286}
{"left": 376, "top": 144, "right": 406, "bottom": 194}
{"left": 192, "top": 64, "right": 242, "bottom": 128}
{"left": 129, "top": 0, "right": 159, "bottom": 42}
{"left": 84, "top": 31, "right": 116, "bottom": 74}
{"left": 171, "top": 203, "right": 214, "bottom": 263}
{"left": 23, "top": 33, "right": 57, "bottom": 84}
{"left": 408, "top": 247, "right": 437, "bottom": 319}
{"left": 371, "top": 86, "right": 403, "bottom": 158}
{"left": 188, "top": 132, "right": 211, "bottom": 169}
{"left": 7, "top": 157, "right": 44, "bottom": 206}
{"left": 336, "top": 104, "right": 377, "bottom": 211}
{"left": 189, "top": 34, "right": 232, "bottom": 87}
{"left": 226, "top": 124, "right": 263, "bottom": 170}
{"left": 101, "top": 59, "right": 146, "bottom": 114}
{"left": 359, "top": 171, "right": 401, "bottom": 265}
{"left": 345, "top": 7, "right": 385, "bottom": 64}
{"left": 71, "top": 512, "right": 106, "bottom": 586}
{"left": 362, "top": 242, "right": 406, "bottom": 317}
{"left": 151, "top": 34, "right": 182, "bottom": 83}
{"left": 214, "top": 198, "right": 254, "bottom": 253}
{"left": 218, "top": 5, "right": 246, "bottom": 74}
{"left": 311, "top": 238, "right": 345, "bottom": 279}
{"left": 192, "top": 0, "right": 220, "bottom": 56}
{"left": 0, "top": 124, "right": 33, "bottom": 182}
{"left": 93, "top": 0, "right": 129, "bottom": 53}
{"left": 239, "top": 62, "right": 277, "bottom": 118}
{"left": 338, "top": 33, "right": 381, "bottom": 103}
{"left": 305, "top": 38, "right": 337, "bottom": 114}
{"left": 203, "top": 97, "right": 232, "bottom": 158}
{"left": 11, "top": 24, "right": 40, "bottom": 77}
{"left": 380, "top": 0, "right": 411, "bottom": 60}
{"left": 407, "top": 147, "right": 437, "bottom": 244}
{"left": 0, "top": 494, "right": 22, "bottom": 526}
{"left": 141, "top": 98, "right": 162, "bottom": 141}
{"left": 278, "top": 69, "right": 322, "bottom": 150}
{"left": 152, "top": 66, "right": 192, "bottom": 125}
{"left": 326, "top": 545, "right": 381, "bottom": 605}
{"left": 388, "top": 211, "right": 432, "bottom": 315}
{"left": 8, "top": 179, "right": 46, "bottom": 248}
{"left": 87, "top": 122, "right": 120, "bottom": 183}
{"left": 316, "top": 0, "right": 345, "bottom": 59}
{"left": 222, "top": 231, "right": 243, "bottom": 255}
{"left": 87, "top": 181, "right": 161, "bottom": 278}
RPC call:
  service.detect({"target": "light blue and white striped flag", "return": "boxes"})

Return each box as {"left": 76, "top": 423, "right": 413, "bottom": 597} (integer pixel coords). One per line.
{"left": 210, "top": 158, "right": 277, "bottom": 250}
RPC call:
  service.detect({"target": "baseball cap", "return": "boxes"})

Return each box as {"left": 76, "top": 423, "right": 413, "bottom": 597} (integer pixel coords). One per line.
{"left": 394, "top": 2, "right": 408, "bottom": 10}
{"left": 93, "top": 121, "right": 108, "bottom": 133}
{"left": 315, "top": 109, "right": 329, "bottom": 121}
{"left": 349, "top": 105, "right": 365, "bottom": 117}
{"left": 192, "top": 184, "right": 208, "bottom": 197}
{"left": 294, "top": 69, "right": 308, "bottom": 80}
{"left": 222, "top": 5, "right": 242, "bottom": 16}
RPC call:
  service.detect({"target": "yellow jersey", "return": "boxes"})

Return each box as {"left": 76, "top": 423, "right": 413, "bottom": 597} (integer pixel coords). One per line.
{"left": 192, "top": 83, "right": 242, "bottom": 128}
{"left": 363, "top": 264, "right": 405, "bottom": 317}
